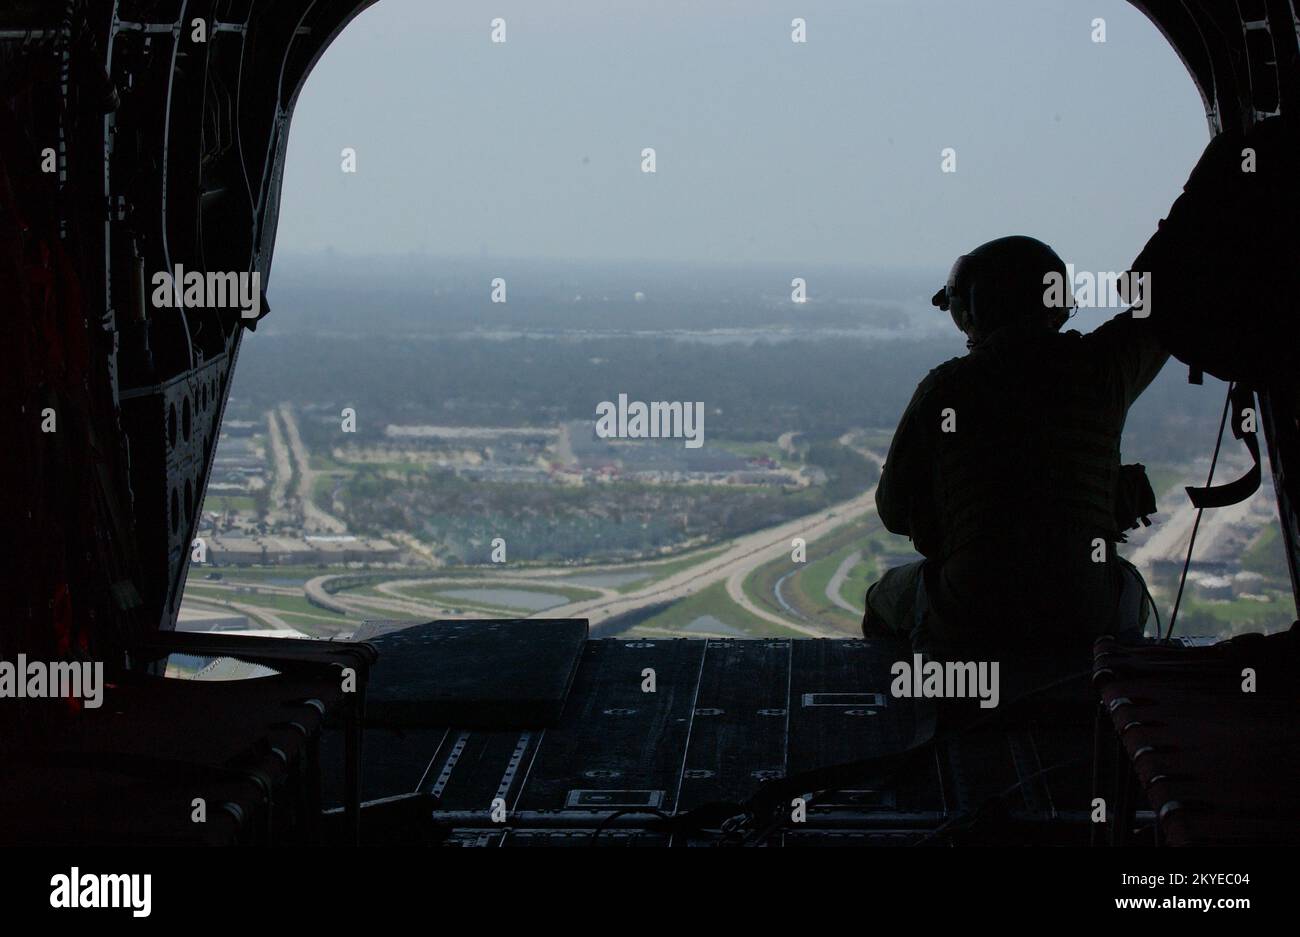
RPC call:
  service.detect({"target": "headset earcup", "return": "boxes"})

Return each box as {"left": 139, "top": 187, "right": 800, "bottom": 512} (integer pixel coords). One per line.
{"left": 966, "top": 279, "right": 981, "bottom": 335}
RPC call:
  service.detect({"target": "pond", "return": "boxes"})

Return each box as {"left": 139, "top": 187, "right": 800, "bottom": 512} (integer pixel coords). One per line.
{"left": 440, "top": 587, "right": 568, "bottom": 611}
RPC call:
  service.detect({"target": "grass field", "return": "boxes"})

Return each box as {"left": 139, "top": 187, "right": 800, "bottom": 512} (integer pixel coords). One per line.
{"left": 184, "top": 582, "right": 350, "bottom": 621}
{"left": 630, "top": 581, "right": 805, "bottom": 638}
{"left": 838, "top": 556, "right": 877, "bottom": 611}
{"left": 310, "top": 450, "right": 346, "bottom": 472}
{"left": 186, "top": 544, "right": 734, "bottom": 625}
{"left": 792, "top": 547, "right": 861, "bottom": 623}
{"left": 729, "top": 517, "right": 929, "bottom": 638}
{"left": 610, "top": 545, "right": 730, "bottom": 593}
{"left": 738, "top": 516, "right": 878, "bottom": 635}
{"left": 394, "top": 580, "right": 600, "bottom": 612}
{"left": 190, "top": 564, "right": 336, "bottom": 583}
{"left": 1144, "top": 462, "right": 1189, "bottom": 501}
{"left": 202, "top": 495, "right": 257, "bottom": 513}
{"left": 1176, "top": 594, "right": 1296, "bottom": 637}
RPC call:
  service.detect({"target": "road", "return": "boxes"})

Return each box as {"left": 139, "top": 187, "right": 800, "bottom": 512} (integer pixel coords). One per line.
{"left": 826, "top": 550, "right": 864, "bottom": 615}
{"left": 279, "top": 404, "right": 349, "bottom": 534}
{"left": 182, "top": 596, "right": 296, "bottom": 632}
{"left": 315, "top": 483, "right": 881, "bottom": 637}
{"left": 539, "top": 449, "right": 885, "bottom": 634}
{"left": 725, "top": 564, "right": 825, "bottom": 635}
{"left": 361, "top": 448, "right": 888, "bottom": 636}
{"left": 201, "top": 439, "right": 887, "bottom": 638}
{"left": 1129, "top": 480, "right": 1273, "bottom": 569}
{"left": 264, "top": 410, "right": 292, "bottom": 525}
{"left": 539, "top": 482, "right": 880, "bottom": 635}
{"left": 303, "top": 574, "right": 467, "bottom": 620}
{"left": 376, "top": 576, "right": 619, "bottom": 603}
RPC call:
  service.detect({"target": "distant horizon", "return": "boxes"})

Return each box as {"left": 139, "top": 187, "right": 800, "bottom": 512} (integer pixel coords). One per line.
{"left": 269, "top": 247, "right": 941, "bottom": 278}
{"left": 263, "top": 247, "right": 1136, "bottom": 337}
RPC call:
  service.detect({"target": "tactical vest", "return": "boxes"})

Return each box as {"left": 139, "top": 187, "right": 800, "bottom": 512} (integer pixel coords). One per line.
{"left": 929, "top": 332, "right": 1123, "bottom": 560}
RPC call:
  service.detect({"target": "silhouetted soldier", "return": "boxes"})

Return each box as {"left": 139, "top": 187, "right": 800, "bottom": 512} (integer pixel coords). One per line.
{"left": 864, "top": 236, "right": 1167, "bottom": 659}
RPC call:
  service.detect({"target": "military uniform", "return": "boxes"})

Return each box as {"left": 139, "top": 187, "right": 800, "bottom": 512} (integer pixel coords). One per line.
{"left": 866, "top": 311, "right": 1168, "bottom": 657}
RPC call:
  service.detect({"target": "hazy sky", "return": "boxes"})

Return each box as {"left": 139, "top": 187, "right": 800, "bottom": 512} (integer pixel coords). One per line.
{"left": 277, "top": 0, "right": 1209, "bottom": 274}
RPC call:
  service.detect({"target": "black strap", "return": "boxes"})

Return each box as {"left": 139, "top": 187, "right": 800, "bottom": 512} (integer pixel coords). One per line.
{"left": 1186, "top": 384, "right": 1262, "bottom": 509}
